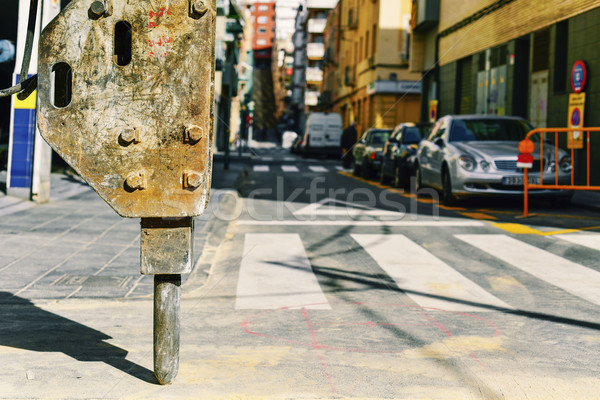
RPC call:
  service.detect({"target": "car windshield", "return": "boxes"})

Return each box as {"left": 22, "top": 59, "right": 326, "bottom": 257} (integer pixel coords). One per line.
{"left": 403, "top": 127, "right": 422, "bottom": 144}
{"left": 368, "top": 130, "right": 391, "bottom": 145}
{"left": 449, "top": 119, "right": 532, "bottom": 142}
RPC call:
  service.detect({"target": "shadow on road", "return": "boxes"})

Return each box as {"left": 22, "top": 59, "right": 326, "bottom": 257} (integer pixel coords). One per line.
{"left": 0, "top": 292, "right": 157, "bottom": 384}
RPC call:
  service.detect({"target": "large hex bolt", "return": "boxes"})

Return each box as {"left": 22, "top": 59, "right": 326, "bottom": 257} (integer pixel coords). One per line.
{"left": 184, "top": 125, "right": 203, "bottom": 143}
{"left": 89, "top": 1, "right": 106, "bottom": 19}
{"left": 126, "top": 172, "right": 146, "bottom": 191}
{"left": 121, "top": 128, "right": 141, "bottom": 144}
{"left": 191, "top": 0, "right": 209, "bottom": 17}
{"left": 184, "top": 171, "right": 203, "bottom": 189}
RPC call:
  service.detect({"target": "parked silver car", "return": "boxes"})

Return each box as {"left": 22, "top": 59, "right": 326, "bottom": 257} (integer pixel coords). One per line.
{"left": 414, "top": 115, "right": 573, "bottom": 205}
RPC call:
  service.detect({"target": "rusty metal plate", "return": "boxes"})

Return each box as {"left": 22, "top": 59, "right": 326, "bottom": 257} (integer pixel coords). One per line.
{"left": 37, "top": 0, "right": 216, "bottom": 218}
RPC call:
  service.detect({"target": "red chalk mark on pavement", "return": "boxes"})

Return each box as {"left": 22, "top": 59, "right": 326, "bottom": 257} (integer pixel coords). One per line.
{"left": 242, "top": 302, "right": 502, "bottom": 356}
{"left": 302, "top": 308, "right": 337, "bottom": 394}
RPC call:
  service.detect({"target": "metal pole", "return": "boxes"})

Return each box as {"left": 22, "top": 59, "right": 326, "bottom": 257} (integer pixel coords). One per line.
{"left": 523, "top": 168, "right": 529, "bottom": 217}
{"left": 154, "top": 274, "right": 181, "bottom": 385}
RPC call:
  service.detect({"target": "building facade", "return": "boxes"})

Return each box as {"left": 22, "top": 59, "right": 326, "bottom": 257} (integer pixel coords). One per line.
{"left": 323, "top": 0, "right": 422, "bottom": 137}
{"left": 411, "top": 0, "right": 600, "bottom": 184}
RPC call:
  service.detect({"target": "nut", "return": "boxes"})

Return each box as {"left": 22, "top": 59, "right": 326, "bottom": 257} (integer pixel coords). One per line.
{"left": 185, "top": 125, "right": 203, "bottom": 143}
{"left": 125, "top": 173, "right": 145, "bottom": 191}
{"left": 191, "top": 0, "right": 209, "bottom": 17}
{"left": 184, "top": 171, "right": 203, "bottom": 188}
{"left": 89, "top": 1, "right": 106, "bottom": 18}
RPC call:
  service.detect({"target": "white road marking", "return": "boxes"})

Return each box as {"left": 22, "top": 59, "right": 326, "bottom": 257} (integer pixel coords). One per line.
{"left": 556, "top": 234, "right": 600, "bottom": 251}
{"left": 351, "top": 234, "right": 512, "bottom": 312}
{"left": 281, "top": 165, "right": 300, "bottom": 172}
{"left": 236, "top": 233, "right": 330, "bottom": 310}
{"left": 457, "top": 234, "right": 600, "bottom": 306}
{"left": 308, "top": 166, "right": 329, "bottom": 173}
{"left": 351, "top": 234, "right": 511, "bottom": 312}
{"left": 236, "top": 220, "right": 484, "bottom": 227}
{"left": 293, "top": 197, "right": 402, "bottom": 217}
{"left": 253, "top": 165, "right": 269, "bottom": 172}
{"left": 261, "top": 157, "right": 274, "bottom": 161}
{"left": 283, "top": 157, "right": 296, "bottom": 161}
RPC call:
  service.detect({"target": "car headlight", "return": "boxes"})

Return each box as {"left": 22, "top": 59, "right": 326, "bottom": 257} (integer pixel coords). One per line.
{"left": 559, "top": 156, "right": 572, "bottom": 173}
{"left": 480, "top": 160, "right": 490, "bottom": 171}
{"left": 458, "top": 155, "right": 476, "bottom": 171}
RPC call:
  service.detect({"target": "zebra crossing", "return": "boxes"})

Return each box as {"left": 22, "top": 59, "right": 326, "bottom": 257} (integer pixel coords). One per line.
{"left": 235, "top": 232, "right": 600, "bottom": 311}
{"left": 252, "top": 164, "right": 345, "bottom": 173}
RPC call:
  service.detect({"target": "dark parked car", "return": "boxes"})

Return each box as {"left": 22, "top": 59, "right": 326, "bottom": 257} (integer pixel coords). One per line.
{"left": 352, "top": 128, "right": 392, "bottom": 179}
{"left": 380, "top": 123, "right": 429, "bottom": 187}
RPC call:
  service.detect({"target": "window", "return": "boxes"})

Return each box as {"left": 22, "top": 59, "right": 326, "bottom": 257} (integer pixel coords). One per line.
{"left": 258, "top": 5, "right": 268, "bottom": 11}
{"left": 257, "top": 15, "right": 268, "bottom": 24}
{"left": 553, "top": 20, "right": 568, "bottom": 93}
{"left": 257, "top": 39, "right": 267, "bottom": 46}
{"left": 258, "top": 28, "right": 267, "bottom": 34}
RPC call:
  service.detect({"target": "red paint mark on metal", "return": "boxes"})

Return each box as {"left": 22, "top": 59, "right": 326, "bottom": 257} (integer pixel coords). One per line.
{"left": 302, "top": 308, "right": 337, "bottom": 394}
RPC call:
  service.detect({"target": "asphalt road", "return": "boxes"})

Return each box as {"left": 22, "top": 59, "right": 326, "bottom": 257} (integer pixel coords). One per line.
{"left": 197, "top": 145, "right": 600, "bottom": 398}
{"left": 2, "top": 145, "right": 600, "bottom": 399}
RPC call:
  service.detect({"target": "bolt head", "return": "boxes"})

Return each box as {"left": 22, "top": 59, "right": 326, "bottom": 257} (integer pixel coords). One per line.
{"left": 186, "top": 172, "right": 203, "bottom": 188}
{"left": 126, "top": 173, "right": 144, "bottom": 190}
{"left": 186, "top": 125, "right": 203, "bottom": 142}
{"left": 89, "top": 1, "right": 106, "bottom": 17}
{"left": 192, "top": 0, "right": 209, "bottom": 16}
{"left": 121, "top": 129, "right": 136, "bottom": 144}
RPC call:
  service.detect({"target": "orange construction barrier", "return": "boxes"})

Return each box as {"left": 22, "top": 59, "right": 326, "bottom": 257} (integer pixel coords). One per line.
{"left": 519, "top": 127, "right": 600, "bottom": 217}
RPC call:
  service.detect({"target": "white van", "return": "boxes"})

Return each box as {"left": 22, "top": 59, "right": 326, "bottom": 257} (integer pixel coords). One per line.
{"left": 301, "top": 112, "right": 343, "bottom": 157}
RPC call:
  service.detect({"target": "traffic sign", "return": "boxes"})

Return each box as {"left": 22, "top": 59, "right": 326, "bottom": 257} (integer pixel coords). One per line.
{"left": 571, "top": 61, "right": 586, "bottom": 93}
{"left": 567, "top": 93, "right": 585, "bottom": 149}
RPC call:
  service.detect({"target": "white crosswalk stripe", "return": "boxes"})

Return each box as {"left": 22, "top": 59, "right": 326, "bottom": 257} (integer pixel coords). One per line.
{"left": 352, "top": 234, "right": 511, "bottom": 312}
{"left": 253, "top": 165, "right": 269, "bottom": 172}
{"left": 456, "top": 234, "right": 600, "bottom": 306}
{"left": 235, "top": 234, "right": 330, "bottom": 310}
{"left": 556, "top": 234, "right": 600, "bottom": 251}
{"left": 308, "top": 166, "right": 329, "bottom": 173}
{"left": 234, "top": 232, "right": 600, "bottom": 311}
{"left": 281, "top": 165, "right": 300, "bottom": 172}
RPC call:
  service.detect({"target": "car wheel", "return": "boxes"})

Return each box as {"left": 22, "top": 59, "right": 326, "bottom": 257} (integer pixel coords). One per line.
{"left": 361, "top": 161, "right": 372, "bottom": 179}
{"left": 442, "top": 169, "right": 457, "bottom": 206}
{"left": 380, "top": 169, "right": 390, "bottom": 185}
{"left": 352, "top": 160, "right": 360, "bottom": 176}
{"left": 413, "top": 165, "right": 423, "bottom": 193}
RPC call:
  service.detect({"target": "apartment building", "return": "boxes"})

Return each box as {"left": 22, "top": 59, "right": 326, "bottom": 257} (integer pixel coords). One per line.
{"left": 323, "top": 0, "right": 422, "bottom": 136}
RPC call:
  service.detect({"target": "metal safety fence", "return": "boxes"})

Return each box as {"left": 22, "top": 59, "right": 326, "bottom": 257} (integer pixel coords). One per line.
{"left": 519, "top": 127, "right": 600, "bottom": 217}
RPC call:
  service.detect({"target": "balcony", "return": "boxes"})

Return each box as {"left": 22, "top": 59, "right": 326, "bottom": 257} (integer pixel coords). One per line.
{"left": 307, "top": 43, "right": 325, "bottom": 60}
{"left": 344, "top": 66, "right": 356, "bottom": 87}
{"left": 412, "top": 0, "right": 440, "bottom": 30}
{"left": 305, "top": 90, "right": 320, "bottom": 106}
{"left": 308, "top": 18, "right": 327, "bottom": 34}
{"left": 306, "top": 67, "right": 323, "bottom": 84}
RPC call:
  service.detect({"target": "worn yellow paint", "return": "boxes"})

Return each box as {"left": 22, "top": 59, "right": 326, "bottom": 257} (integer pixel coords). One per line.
{"left": 492, "top": 223, "right": 543, "bottom": 234}
{"left": 405, "top": 336, "right": 505, "bottom": 360}
{"left": 438, "top": 205, "right": 466, "bottom": 210}
{"left": 460, "top": 212, "right": 497, "bottom": 220}
{"left": 488, "top": 275, "right": 526, "bottom": 292}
